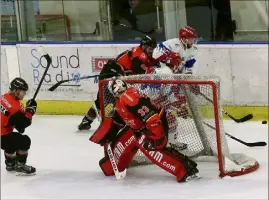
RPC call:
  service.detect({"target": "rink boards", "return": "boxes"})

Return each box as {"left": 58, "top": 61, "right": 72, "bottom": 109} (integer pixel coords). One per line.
{"left": 1, "top": 42, "right": 268, "bottom": 120}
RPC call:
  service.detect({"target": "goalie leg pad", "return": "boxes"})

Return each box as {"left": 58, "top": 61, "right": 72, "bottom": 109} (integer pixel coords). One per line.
{"left": 89, "top": 117, "right": 119, "bottom": 145}
{"left": 99, "top": 127, "right": 138, "bottom": 176}
{"left": 99, "top": 156, "right": 114, "bottom": 176}
{"left": 136, "top": 133, "right": 188, "bottom": 182}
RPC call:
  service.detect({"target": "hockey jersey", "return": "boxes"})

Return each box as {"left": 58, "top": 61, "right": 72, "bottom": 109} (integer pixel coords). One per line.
{"left": 152, "top": 38, "right": 198, "bottom": 74}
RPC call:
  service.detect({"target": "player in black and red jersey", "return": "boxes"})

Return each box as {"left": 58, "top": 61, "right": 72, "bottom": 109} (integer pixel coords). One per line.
{"left": 1, "top": 78, "right": 37, "bottom": 175}
{"left": 89, "top": 78, "right": 200, "bottom": 183}
{"left": 78, "top": 35, "right": 159, "bottom": 131}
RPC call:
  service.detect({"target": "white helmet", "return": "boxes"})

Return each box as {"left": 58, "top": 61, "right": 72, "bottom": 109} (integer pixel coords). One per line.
{"left": 108, "top": 78, "right": 127, "bottom": 97}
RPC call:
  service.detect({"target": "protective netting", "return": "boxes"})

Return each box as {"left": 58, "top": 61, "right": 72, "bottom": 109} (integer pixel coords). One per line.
{"left": 99, "top": 74, "right": 259, "bottom": 177}
{"left": 1, "top": 14, "right": 70, "bottom": 41}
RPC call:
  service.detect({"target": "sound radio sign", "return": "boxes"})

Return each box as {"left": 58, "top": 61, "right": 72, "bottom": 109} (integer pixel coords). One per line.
{"left": 91, "top": 57, "right": 113, "bottom": 72}
{"left": 17, "top": 46, "right": 94, "bottom": 101}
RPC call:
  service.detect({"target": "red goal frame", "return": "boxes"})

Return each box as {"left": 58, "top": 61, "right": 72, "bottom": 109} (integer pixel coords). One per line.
{"left": 99, "top": 79, "right": 259, "bottom": 178}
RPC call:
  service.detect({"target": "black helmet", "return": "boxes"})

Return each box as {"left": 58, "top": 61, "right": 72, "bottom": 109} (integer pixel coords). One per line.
{"left": 140, "top": 35, "right": 157, "bottom": 48}
{"left": 9, "top": 77, "right": 28, "bottom": 91}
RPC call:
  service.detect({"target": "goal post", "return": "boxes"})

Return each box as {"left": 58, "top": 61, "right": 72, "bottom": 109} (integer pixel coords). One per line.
{"left": 98, "top": 74, "right": 259, "bottom": 178}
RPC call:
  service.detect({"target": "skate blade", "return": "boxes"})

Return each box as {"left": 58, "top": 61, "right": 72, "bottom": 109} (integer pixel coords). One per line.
{"left": 6, "top": 170, "right": 16, "bottom": 173}
{"left": 15, "top": 171, "right": 36, "bottom": 176}
{"left": 185, "top": 174, "right": 201, "bottom": 182}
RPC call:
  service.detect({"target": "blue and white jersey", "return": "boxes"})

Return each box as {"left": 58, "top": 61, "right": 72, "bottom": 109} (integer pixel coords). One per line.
{"left": 153, "top": 38, "right": 198, "bottom": 74}
{"left": 140, "top": 63, "right": 184, "bottom": 105}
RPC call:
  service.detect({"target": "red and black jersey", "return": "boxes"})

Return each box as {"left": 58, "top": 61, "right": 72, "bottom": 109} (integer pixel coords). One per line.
{"left": 116, "top": 46, "right": 157, "bottom": 75}
{"left": 1, "top": 93, "right": 32, "bottom": 136}
{"left": 113, "top": 87, "right": 166, "bottom": 145}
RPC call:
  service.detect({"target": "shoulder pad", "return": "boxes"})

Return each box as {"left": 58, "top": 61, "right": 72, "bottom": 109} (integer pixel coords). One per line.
{"left": 120, "top": 87, "right": 140, "bottom": 106}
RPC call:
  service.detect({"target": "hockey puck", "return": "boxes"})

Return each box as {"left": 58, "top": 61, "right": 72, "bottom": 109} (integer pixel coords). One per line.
{"left": 262, "top": 121, "right": 267, "bottom": 124}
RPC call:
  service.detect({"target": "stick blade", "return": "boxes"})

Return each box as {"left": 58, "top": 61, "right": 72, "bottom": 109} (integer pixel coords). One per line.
{"left": 48, "top": 82, "right": 62, "bottom": 91}
{"left": 247, "top": 141, "right": 267, "bottom": 147}
{"left": 239, "top": 114, "right": 253, "bottom": 122}
{"left": 115, "top": 169, "right": 127, "bottom": 180}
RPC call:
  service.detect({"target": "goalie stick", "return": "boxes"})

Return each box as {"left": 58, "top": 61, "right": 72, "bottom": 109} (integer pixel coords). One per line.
{"left": 106, "top": 126, "right": 129, "bottom": 180}
{"left": 199, "top": 93, "right": 253, "bottom": 123}
{"left": 106, "top": 142, "right": 127, "bottom": 180}
{"left": 169, "top": 105, "right": 266, "bottom": 147}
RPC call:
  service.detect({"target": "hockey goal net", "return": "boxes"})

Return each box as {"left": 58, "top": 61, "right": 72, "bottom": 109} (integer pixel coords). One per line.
{"left": 98, "top": 74, "right": 259, "bottom": 178}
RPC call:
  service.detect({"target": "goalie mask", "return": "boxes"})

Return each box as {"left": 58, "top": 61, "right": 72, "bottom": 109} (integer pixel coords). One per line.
{"left": 108, "top": 78, "right": 128, "bottom": 97}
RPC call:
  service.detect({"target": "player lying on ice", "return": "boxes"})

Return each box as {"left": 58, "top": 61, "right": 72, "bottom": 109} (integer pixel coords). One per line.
{"left": 89, "top": 78, "right": 200, "bottom": 183}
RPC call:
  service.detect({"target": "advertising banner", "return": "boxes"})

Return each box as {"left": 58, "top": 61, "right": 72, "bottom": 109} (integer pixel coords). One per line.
{"left": 16, "top": 44, "right": 134, "bottom": 101}
{"left": 17, "top": 45, "right": 93, "bottom": 101}
{"left": 1, "top": 48, "right": 9, "bottom": 93}
{"left": 10, "top": 43, "right": 269, "bottom": 106}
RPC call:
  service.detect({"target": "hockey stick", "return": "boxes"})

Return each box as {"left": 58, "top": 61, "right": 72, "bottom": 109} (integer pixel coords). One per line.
{"left": 169, "top": 105, "right": 266, "bottom": 147}
{"left": 48, "top": 70, "right": 132, "bottom": 92}
{"left": 33, "top": 54, "right": 52, "bottom": 100}
{"left": 203, "top": 122, "right": 267, "bottom": 147}
{"left": 48, "top": 74, "right": 98, "bottom": 91}
{"left": 106, "top": 142, "right": 127, "bottom": 180}
{"left": 118, "top": 23, "right": 157, "bottom": 35}
{"left": 103, "top": 19, "right": 160, "bottom": 35}
{"left": 106, "top": 125, "right": 129, "bottom": 179}
{"left": 199, "top": 92, "right": 253, "bottom": 123}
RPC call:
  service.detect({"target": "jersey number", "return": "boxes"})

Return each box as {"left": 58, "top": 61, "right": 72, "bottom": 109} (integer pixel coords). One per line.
{"left": 138, "top": 106, "right": 149, "bottom": 117}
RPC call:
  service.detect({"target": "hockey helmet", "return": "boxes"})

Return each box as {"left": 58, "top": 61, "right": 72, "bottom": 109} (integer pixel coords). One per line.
{"left": 108, "top": 78, "right": 128, "bottom": 97}
{"left": 178, "top": 26, "right": 197, "bottom": 39}
{"left": 140, "top": 35, "right": 157, "bottom": 48}
{"left": 178, "top": 26, "right": 198, "bottom": 49}
{"left": 9, "top": 77, "right": 29, "bottom": 91}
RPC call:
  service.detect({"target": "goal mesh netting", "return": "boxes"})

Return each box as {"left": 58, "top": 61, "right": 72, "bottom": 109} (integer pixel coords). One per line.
{"left": 99, "top": 74, "right": 259, "bottom": 177}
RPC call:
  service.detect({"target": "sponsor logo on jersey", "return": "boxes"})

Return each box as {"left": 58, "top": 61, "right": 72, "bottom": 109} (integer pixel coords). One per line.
{"left": 0, "top": 104, "right": 10, "bottom": 116}
{"left": 1, "top": 97, "right": 12, "bottom": 108}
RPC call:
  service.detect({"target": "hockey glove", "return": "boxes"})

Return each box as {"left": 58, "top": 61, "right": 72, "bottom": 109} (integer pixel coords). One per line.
{"left": 26, "top": 99, "right": 37, "bottom": 116}
{"left": 142, "top": 137, "right": 156, "bottom": 151}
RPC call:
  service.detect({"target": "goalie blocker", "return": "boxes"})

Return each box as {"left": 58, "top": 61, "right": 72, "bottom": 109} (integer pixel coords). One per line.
{"left": 89, "top": 78, "right": 199, "bottom": 183}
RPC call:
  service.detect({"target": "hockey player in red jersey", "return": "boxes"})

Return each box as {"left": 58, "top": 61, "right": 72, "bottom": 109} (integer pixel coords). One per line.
{"left": 78, "top": 35, "right": 158, "bottom": 131}
{"left": 1, "top": 78, "right": 37, "bottom": 175}
{"left": 89, "top": 78, "right": 200, "bottom": 182}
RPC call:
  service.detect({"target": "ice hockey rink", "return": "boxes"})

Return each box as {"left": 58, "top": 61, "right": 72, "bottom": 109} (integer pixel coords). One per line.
{"left": 1, "top": 115, "right": 268, "bottom": 199}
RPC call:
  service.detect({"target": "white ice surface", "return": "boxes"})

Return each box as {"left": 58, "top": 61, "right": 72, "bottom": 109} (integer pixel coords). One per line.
{"left": 1, "top": 115, "right": 268, "bottom": 199}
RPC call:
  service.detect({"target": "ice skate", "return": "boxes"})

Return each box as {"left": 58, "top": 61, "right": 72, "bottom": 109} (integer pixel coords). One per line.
{"left": 15, "top": 162, "right": 36, "bottom": 176}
